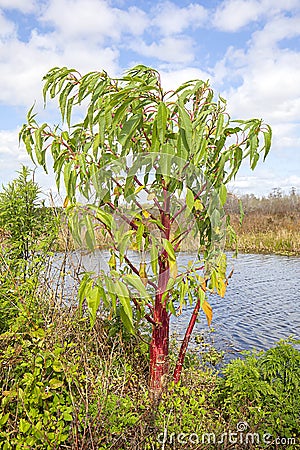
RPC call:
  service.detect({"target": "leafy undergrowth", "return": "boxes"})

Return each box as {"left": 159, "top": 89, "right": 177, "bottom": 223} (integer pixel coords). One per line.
{"left": 0, "top": 288, "right": 299, "bottom": 449}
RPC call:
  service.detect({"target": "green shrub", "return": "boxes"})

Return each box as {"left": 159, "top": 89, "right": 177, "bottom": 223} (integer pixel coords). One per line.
{"left": 215, "top": 338, "right": 300, "bottom": 445}
{"left": 0, "top": 166, "right": 59, "bottom": 279}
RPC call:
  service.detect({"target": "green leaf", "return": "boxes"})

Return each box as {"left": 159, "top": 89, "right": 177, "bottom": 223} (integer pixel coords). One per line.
{"left": 239, "top": 199, "right": 244, "bottom": 225}
{"left": 263, "top": 125, "right": 272, "bottom": 160}
{"left": 95, "top": 208, "right": 113, "bottom": 230}
{"left": 198, "top": 287, "right": 205, "bottom": 306}
{"left": 84, "top": 214, "right": 96, "bottom": 251}
{"left": 66, "top": 95, "right": 76, "bottom": 128}
{"left": 115, "top": 280, "right": 133, "bottom": 324}
{"left": 150, "top": 120, "right": 160, "bottom": 152}
{"left": 251, "top": 152, "right": 259, "bottom": 170}
{"left": 186, "top": 188, "right": 195, "bottom": 211}
{"left": 49, "top": 378, "right": 64, "bottom": 389}
{"left": 78, "top": 274, "right": 93, "bottom": 316}
{"left": 19, "top": 418, "right": 31, "bottom": 433}
{"left": 219, "top": 184, "right": 227, "bottom": 206}
{"left": 179, "top": 280, "right": 187, "bottom": 306}
{"left": 249, "top": 133, "right": 258, "bottom": 159}
{"left": 178, "top": 104, "right": 192, "bottom": 153}
{"left": 63, "top": 411, "right": 73, "bottom": 421}
{"left": 0, "top": 413, "right": 9, "bottom": 426}
{"left": 162, "top": 238, "right": 176, "bottom": 261}
{"left": 105, "top": 276, "right": 117, "bottom": 312}
{"left": 136, "top": 223, "right": 144, "bottom": 251}
{"left": 168, "top": 299, "right": 177, "bottom": 316}
{"left": 123, "top": 274, "right": 151, "bottom": 301}
{"left": 118, "top": 114, "right": 142, "bottom": 147}
{"left": 86, "top": 285, "right": 101, "bottom": 326}
{"left": 150, "top": 240, "right": 158, "bottom": 276}
{"left": 119, "top": 305, "right": 135, "bottom": 334}
{"left": 118, "top": 231, "right": 132, "bottom": 260}
{"left": 59, "top": 82, "right": 76, "bottom": 123}
{"left": 215, "top": 113, "right": 224, "bottom": 139}
{"left": 166, "top": 276, "right": 175, "bottom": 292}
{"left": 157, "top": 101, "right": 169, "bottom": 144}
{"left": 52, "top": 360, "right": 63, "bottom": 372}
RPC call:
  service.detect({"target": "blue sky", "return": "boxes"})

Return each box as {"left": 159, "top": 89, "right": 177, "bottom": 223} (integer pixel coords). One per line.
{"left": 0, "top": 0, "right": 300, "bottom": 198}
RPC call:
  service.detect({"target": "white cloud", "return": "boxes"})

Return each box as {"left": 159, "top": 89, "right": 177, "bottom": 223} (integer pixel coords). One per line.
{"left": 0, "top": 10, "right": 16, "bottom": 38}
{"left": 130, "top": 36, "right": 194, "bottom": 64}
{"left": 40, "top": 0, "right": 148, "bottom": 41}
{"left": 0, "top": 129, "right": 31, "bottom": 185}
{"left": 0, "top": 129, "right": 23, "bottom": 156}
{"left": 230, "top": 173, "right": 300, "bottom": 197}
{"left": 160, "top": 67, "right": 210, "bottom": 92}
{"left": 0, "top": 28, "right": 120, "bottom": 107}
{"left": 213, "top": 0, "right": 262, "bottom": 32}
{"left": 213, "top": 0, "right": 300, "bottom": 32}
{"left": 251, "top": 14, "right": 300, "bottom": 49}
{"left": 214, "top": 13, "right": 300, "bottom": 126}
{"left": 272, "top": 123, "right": 300, "bottom": 151}
{"left": 0, "top": 128, "right": 63, "bottom": 200}
{"left": 152, "top": 1, "right": 208, "bottom": 35}
{"left": 0, "top": 0, "right": 36, "bottom": 13}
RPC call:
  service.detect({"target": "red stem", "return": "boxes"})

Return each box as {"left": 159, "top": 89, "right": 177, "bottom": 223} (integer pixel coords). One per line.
{"left": 173, "top": 298, "right": 201, "bottom": 384}
{"left": 149, "top": 182, "right": 171, "bottom": 403}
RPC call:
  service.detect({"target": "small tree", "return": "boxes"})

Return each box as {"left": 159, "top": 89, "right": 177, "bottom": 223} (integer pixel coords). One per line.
{"left": 0, "top": 166, "right": 58, "bottom": 278}
{"left": 20, "top": 65, "right": 271, "bottom": 402}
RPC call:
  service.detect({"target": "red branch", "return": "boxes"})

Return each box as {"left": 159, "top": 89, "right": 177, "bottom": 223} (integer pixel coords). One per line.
{"left": 173, "top": 298, "right": 201, "bottom": 383}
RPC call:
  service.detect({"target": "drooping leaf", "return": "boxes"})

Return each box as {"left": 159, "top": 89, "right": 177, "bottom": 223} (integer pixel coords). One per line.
{"left": 157, "top": 101, "right": 169, "bottom": 144}
{"left": 219, "top": 184, "right": 227, "bottom": 206}
{"left": 123, "top": 274, "right": 151, "bottom": 301}
{"left": 186, "top": 188, "right": 194, "bottom": 212}
{"left": 150, "top": 240, "right": 158, "bottom": 276}
{"left": 115, "top": 280, "right": 133, "bottom": 326}
{"left": 86, "top": 285, "right": 101, "bottom": 326}
{"left": 169, "top": 259, "right": 178, "bottom": 279}
{"left": 162, "top": 238, "right": 176, "bottom": 261}
{"left": 118, "top": 114, "right": 142, "bottom": 148}
{"left": 139, "top": 262, "right": 148, "bottom": 286}
{"left": 201, "top": 299, "right": 212, "bottom": 326}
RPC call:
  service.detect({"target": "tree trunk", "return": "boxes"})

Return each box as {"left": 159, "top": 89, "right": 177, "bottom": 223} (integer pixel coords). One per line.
{"left": 149, "top": 191, "right": 170, "bottom": 404}
{"left": 149, "top": 291, "right": 170, "bottom": 404}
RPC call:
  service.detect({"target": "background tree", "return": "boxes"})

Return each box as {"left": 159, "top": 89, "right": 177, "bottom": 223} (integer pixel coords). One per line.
{"left": 20, "top": 65, "right": 271, "bottom": 403}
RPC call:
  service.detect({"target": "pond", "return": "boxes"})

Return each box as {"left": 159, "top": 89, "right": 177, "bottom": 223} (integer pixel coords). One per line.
{"left": 51, "top": 251, "right": 300, "bottom": 356}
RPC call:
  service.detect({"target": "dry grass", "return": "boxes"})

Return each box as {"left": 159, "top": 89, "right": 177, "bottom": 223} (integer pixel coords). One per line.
{"left": 229, "top": 213, "right": 300, "bottom": 255}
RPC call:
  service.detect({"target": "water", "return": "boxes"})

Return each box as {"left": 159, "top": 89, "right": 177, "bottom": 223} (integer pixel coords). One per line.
{"left": 172, "top": 253, "right": 300, "bottom": 356}
{"left": 52, "top": 251, "right": 300, "bottom": 355}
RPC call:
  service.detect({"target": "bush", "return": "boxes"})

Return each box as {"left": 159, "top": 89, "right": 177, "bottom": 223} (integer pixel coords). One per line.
{"left": 215, "top": 339, "right": 300, "bottom": 446}
{"left": 0, "top": 166, "right": 58, "bottom": 279}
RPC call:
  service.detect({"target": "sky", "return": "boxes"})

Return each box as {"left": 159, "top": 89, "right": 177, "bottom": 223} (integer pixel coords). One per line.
{"left": 0, "top": 0, "right": 300, "bottom": 199}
